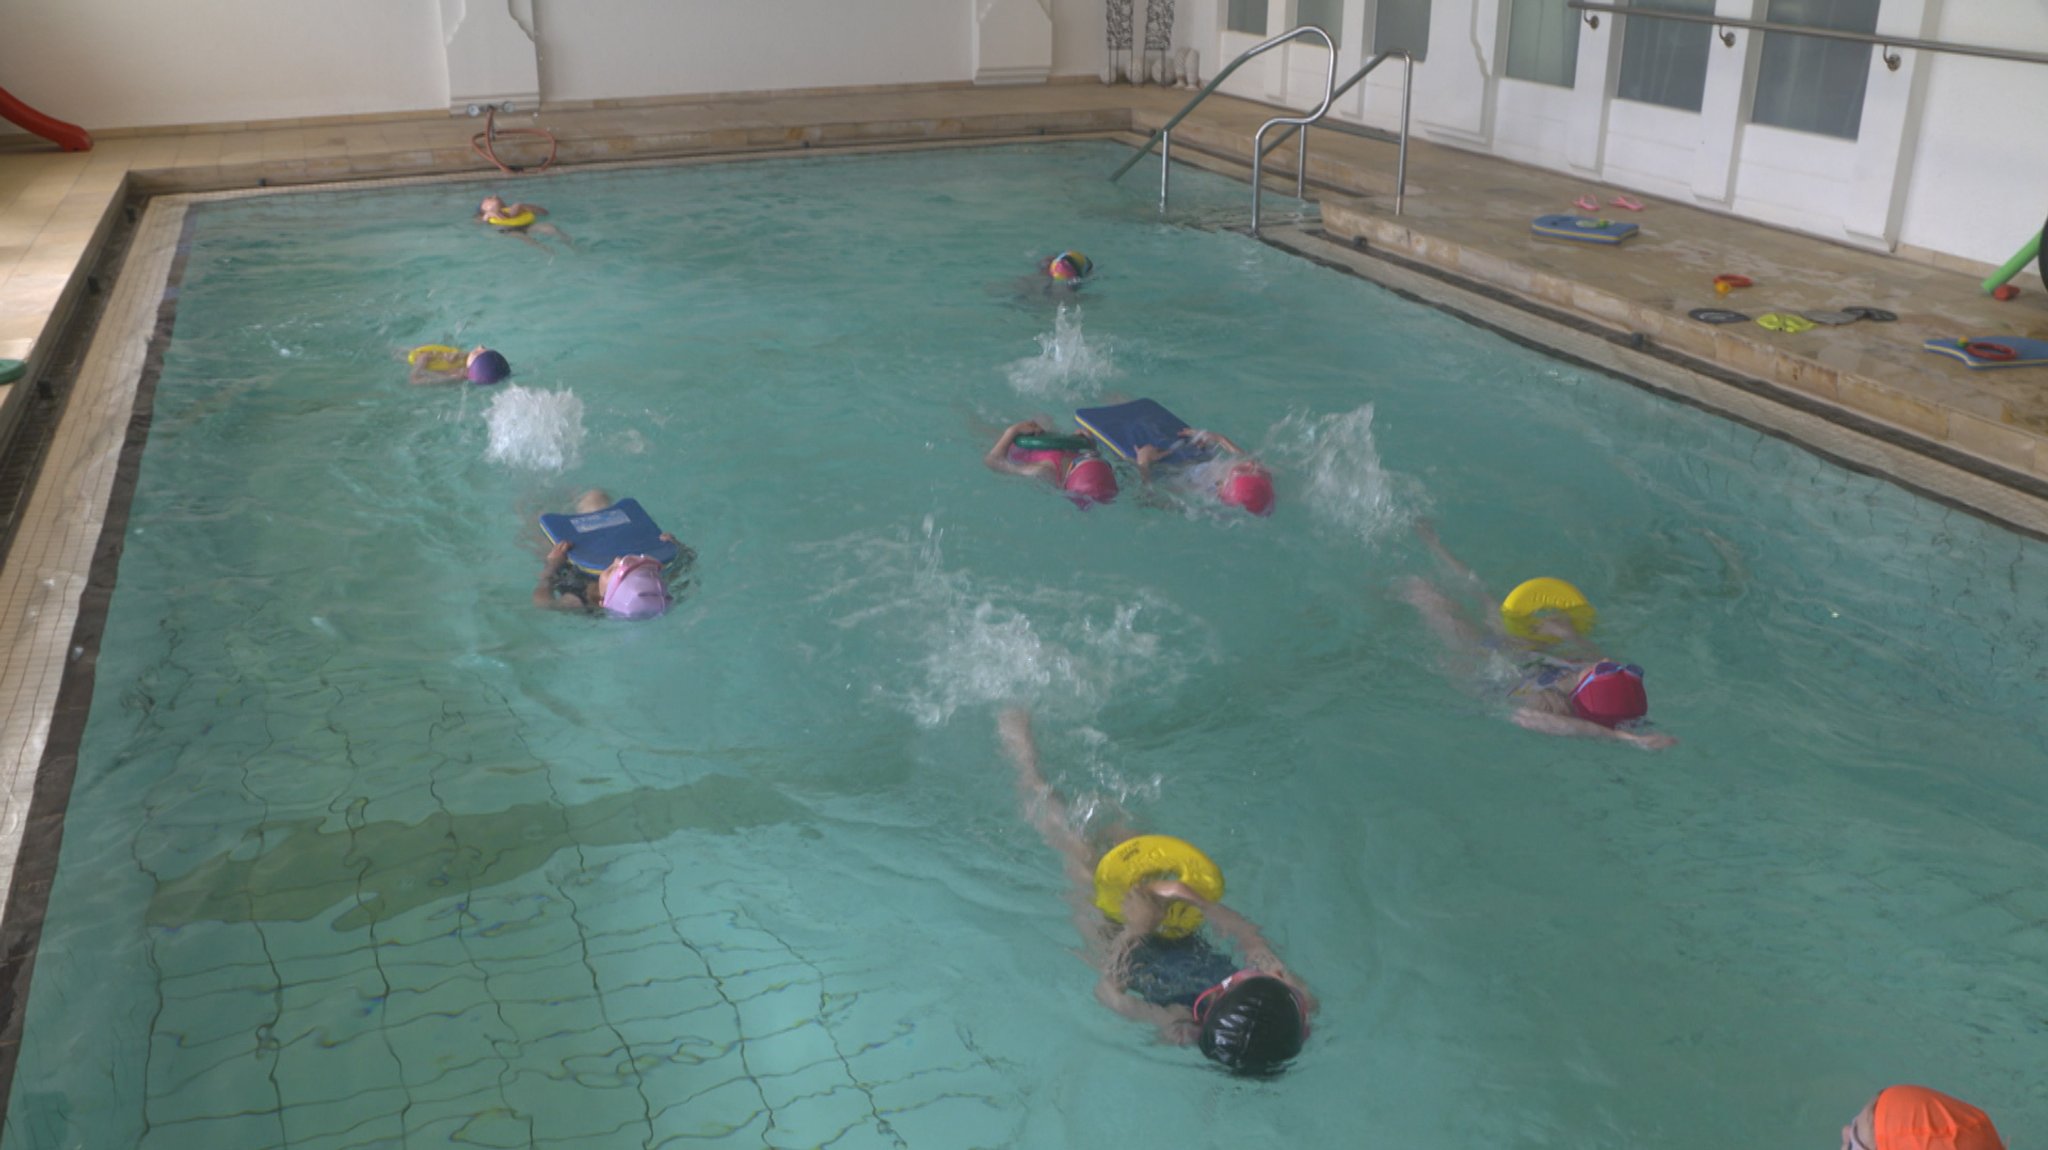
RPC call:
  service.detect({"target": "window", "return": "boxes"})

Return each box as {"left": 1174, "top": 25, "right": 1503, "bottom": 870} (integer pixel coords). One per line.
{"left": 1615, "top": 0, "right": 1715, "bottom": 111}
{"left": 1298, "top": 0, "right": 1345, "bottom": 42}
{"left": 1751, "top": 0, "right": 1880, "bottom": 139}
{"left": 1374, "top": 0, "right": 1432, "bottom": 60}
{"left": 1228, "top": 0, "right": 1271, "bottom": 34}
{"left": 1504, "top": 0, "right": 1581, "bottom": 87}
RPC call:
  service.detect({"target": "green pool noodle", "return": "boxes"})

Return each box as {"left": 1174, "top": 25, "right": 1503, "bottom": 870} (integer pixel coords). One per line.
{"left": 0, "top": 360, "right": 25, "bottom": 385}
{"left": 1982, "top": 227, "right": 2043, "bottom": 293}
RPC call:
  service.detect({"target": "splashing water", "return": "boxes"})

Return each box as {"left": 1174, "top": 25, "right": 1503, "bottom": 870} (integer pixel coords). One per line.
{"left": 1279, "top": 403, "right": 1413, "bottom": 547}
{"left": 484, "top": 385, "right": 586, "bottom": 471}
{"left": 1005, "top": 304, "right": 1118, "bottom": 400}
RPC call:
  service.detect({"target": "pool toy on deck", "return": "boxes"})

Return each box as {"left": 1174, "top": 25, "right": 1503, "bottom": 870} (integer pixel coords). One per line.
{"left": 1074, "top": 398, "right": 1214, "bottom": 464}
{"left": 0, "top": 360, "right": 25, "bottom": 385}
{"left": 406, "top": 344, "right": 466, "bottom": 373}
{"left": 1532, "top": 215, "right": 1638, "bottom": 245}
{"left": 1800, "top": 310, "right": 1862, "bottom": 326}
{"left": 1993, "top": 284, "right": 2022, "bottom": 302}
{"left": 1094, "top": 835, "right": 1225, "bottom": 940}
{"left": 1979, "top": 217, "right": 2046, "bottom": 295}
{"left": 539, "top": 498, "right": 683, "bottom": 575}
{"left": 1713, "top": 274, "right": 1753, "bottom": 295}
{"left": 0, "top": 85, "right": 90, "bottom": 152}
{"left": 1844, "top": 306, "right": 1896, "bottom": 322}
{"left": 1500, "top": 577, "right": 1596, "bottom": 641}
{"left": 1755, "top": 313, "right": 1817, "bottom": 334}
{"left": 1610, "top": 195, "right": 1645, "bottom": 212}
{"left": 1923, "top": 336, "right": 2048, "bottom": 369}
{"left": 1688, "top": 308, "right": 1750, "bottom": 324}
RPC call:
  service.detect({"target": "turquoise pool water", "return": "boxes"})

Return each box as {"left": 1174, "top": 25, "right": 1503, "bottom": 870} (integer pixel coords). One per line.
{"left": 5, "top": 141, "right": 2044, "bottom": 1148}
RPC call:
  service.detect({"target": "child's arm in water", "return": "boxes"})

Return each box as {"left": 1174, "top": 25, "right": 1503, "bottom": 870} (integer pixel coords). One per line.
{"left": 1093, "top": 898, "right": 1201, "bottom": 1044}
{"left": 533, "top": 540, "right": 590, "bottom": 612}
{"left": 1511, "top": 706, "right": 1677, "bottom": 750}
{"left": 984, "top": 421, "right": 1054, "bottom": 479}
{"left": 1143, "top": 881, "right": 1319, "bottom": 1015}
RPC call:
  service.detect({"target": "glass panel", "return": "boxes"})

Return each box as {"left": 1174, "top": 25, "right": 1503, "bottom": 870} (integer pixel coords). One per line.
{"left": 1298, "top": 0, "right": 1345, "bottom": 42}
{"left": 1751, "top": 0, "right": 1880, "bottom": 139}
{"left": 1228, "top": 0, "right": 1271, "bottom": 34}
{"left": 1374, "top": 0, "right": 1432, "bottom": 61}
{"left": 1615, "top": 0, "right": 1715, "bottom": 112}
{"left": 1504, "top": 0, "right": 1581, "bottom": 87}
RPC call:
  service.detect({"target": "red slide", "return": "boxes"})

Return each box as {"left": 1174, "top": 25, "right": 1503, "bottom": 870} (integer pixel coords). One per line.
{"left": 0, "top": 85, "right": 91, "bottom": 152}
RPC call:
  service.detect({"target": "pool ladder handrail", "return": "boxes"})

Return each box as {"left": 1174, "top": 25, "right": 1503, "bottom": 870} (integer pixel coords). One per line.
{"left": 1108, "top": 25, "right": 1338, "bottom": 228}
{"left": 1256, "top": 49, "right": 1414, "bottom": 223}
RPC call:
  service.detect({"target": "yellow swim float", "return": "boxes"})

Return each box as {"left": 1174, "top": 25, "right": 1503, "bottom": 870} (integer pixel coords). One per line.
{"left": 1500, "top": 577, "right": 1596, "bottom": 641}
{"left": 407, "top": 344, "right": 465, "bottom": 373}
{"left": 1093, "top": 835, "right": 1225, "bottom": 940}
{"left": 486, "top": 211, "right": 537, "bottom": 228}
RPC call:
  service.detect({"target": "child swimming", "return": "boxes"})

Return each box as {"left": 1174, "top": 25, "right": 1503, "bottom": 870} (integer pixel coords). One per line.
{"left": 984, "top": 419, "right": 1118, "bottom": 506}
{"left": 409, "top": 345, "right": 511, "bottom": 386}
{"left": 1402, "top": 520, "right": 1676, "bottom": 749}
{"left": 533, "top": 489, "right": 689, "bottom": 619}
{"left": 996, "top": 708, "right": 1315, "bottom": 1074}
{"left": 476, "top": 194, "right": 573, "bottom": 250}
{"left": 1135, "top": 428, "right": 1275, "bottom": 517}
{"left": 1842, "top": 1085, "right": 2004, "bottom": 1150}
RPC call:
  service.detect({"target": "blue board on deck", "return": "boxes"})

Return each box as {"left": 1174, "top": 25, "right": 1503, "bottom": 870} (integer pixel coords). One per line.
{"left": 1074, "top": 399, "right": 1216, "bottom": 464}
{"left": 538, "top": 498, "right": 681, "bottom": 575}
{"left": 1922, "top": 336, "right": 2048, "bottom": 370}
{"left": 1531, "top": 214, "right": 1639, "bottom": 245}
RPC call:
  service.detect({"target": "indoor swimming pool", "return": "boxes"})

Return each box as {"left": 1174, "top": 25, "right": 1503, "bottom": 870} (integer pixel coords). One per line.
{"left": 2, "top": 141, "right": 2043, "bottom": 1148}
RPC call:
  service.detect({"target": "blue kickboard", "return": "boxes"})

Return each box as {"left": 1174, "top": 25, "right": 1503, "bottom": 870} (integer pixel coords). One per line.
{"left": 1074, "top": 399, "right": 1215, "bottom": 464}
{"left": 1531, "top": 214, "right": 1639, "bottom": 245}
{"left": 1922, "top": 336, "right": 2048, "bottom": 370}
{"left": 539, "top": 498, "right": 680, "bottom": 575}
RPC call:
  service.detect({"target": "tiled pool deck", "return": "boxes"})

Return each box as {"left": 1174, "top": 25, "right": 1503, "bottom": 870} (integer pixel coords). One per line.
{"left": 4, "top": 78, "right": 2048, "bottom": 922}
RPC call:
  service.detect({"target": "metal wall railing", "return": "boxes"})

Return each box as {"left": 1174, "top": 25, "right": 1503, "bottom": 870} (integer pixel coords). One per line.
{"left": 1567, "top": 2, "right": 2048, "bottom": 72}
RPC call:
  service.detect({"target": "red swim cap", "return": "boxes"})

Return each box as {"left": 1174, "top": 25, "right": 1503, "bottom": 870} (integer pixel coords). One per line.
{"left": 1569, "top": 663, "right": 1647, "bottom": 727}
{"left": 1219, "top": 468, "right": 1274, "bottom": 516}
{"left": 1063, "top": 456, "right": 1118, "bottom": 505}
{"left": 1875, "top": 1086, "right": 2005, "bottom": 1150}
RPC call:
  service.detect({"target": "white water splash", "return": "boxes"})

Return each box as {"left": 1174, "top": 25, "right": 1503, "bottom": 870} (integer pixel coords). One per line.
{"left": 484, "top": 385, "right": 586, "bottom": 471}
{"left": 1279, "top": 404, "right": 1412, "bottom": 547}
{"left": 1005, "top": 304, "right": 1118, "bottom": 400}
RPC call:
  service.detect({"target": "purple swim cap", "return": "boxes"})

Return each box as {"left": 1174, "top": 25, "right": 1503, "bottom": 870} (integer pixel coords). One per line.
{"left": 467, "top": 349, "right": 511, "bottom": 384}
{"left": 601, "top": 557, "right": 671, "bottom": 620}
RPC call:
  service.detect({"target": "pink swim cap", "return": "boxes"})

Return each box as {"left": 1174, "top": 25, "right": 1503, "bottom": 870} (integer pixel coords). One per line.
{"left": 1569, "top": 662, "right": 1648, "bottom": 728}
{"left": 1219, "top": 468, "right": 1275, "bottom": 516}
{"left": 601, "top": 557, "right": 670, "bottom": 620}
{"left": 1063, "top": 456, "right": 1118, "bottom": 505}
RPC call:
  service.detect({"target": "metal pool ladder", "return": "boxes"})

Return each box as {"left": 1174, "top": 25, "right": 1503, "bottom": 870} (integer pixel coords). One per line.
{"left": 1109, "top": 29, "right": 1414, "bottom": 235}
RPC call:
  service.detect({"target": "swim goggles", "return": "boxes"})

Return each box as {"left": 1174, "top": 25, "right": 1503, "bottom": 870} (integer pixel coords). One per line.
{"left": 1572, "top": 660, "right": 1644, "bottom": 694}
{"left": 1191, "top": 969, "right": 1311, "bottom": 1038}
{"left": 1842, "top": 1121, "right": 1875, "bottom": 1150}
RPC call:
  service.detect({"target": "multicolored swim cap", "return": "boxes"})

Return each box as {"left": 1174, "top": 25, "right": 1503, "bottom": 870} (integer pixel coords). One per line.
{"left": 467, "top": 349, "right": 511, "bottom": 384}
{"left": 1569, "top": 661, "right": 1647, "bottom": 728}
{"left": 1049, "top": 250, "right": 1092, "bottom": 282}
{"left": 1219, "top": 468, "right": 1275, "bottom": 517}
{"left": 1873, "top": 1086, "right": 2005, "bottom": 1150}
{"left": 601, "top": 557, "right": 670, "bottom": 620}
{"left": 1194, "top": 972, "right": 1308, "bottom": 1076}
{"left": 1063, "top": 455, "right": 1118, "bottom": 505}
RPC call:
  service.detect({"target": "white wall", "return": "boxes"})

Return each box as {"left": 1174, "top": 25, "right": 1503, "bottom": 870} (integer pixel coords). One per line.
{"left": 0, "top": 0, "right": 1113, "bottom": 135}
{"left": 0, "top": 0, "right": 446, "bottom": 132}
{"left": 1895, "top": 3, "right": 2048, "bottom": 268}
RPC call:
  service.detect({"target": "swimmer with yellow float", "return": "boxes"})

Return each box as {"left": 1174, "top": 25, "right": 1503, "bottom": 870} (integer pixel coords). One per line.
{"left": 997, "top": 708, "right": 1315, "bottom": 1074}
{"left": 476, "top": 194, "right": 573, "bottom": 250}
{"left": 407, "top": 344, "right": 511, "bottom": 386}
{"left": 1402, "top": 520, "right": 1676, "bottom": 750}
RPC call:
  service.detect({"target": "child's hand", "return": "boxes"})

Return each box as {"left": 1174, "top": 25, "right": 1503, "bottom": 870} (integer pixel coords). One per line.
{"left": 546, "top": 540, "right": 572, "bottom": 567}
{"left": 1629, "top": 731, "right": 1678, "bottom": 750}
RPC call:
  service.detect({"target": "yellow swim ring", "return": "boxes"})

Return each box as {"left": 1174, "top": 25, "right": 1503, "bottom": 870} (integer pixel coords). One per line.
{"left": 1500, "top": 577, "right": 1596, "bottom": 641}
{"left": 486, "top": 211, "right": 536, "bottom": 228}
{"left": 1093, "top": 835, "right": 1225, "bottom": 940}
{"left": 407, "top": 344, "right": 465, "bottom": 373}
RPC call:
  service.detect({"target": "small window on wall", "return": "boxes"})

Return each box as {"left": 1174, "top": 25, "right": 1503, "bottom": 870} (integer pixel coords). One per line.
{"left": 1298, "top": 0, "right": 1345, "bottom": 42}
{"left": 1504, "top": 0, "right": 1581, "bottom": 87}
{"left": 1751, "top": 0, "right": 1881, "bottom": 139}
{"left": 1615, "top": 0, "right": 1715, "bottom": 112}
{"left": 1374, "top": 0, "right": 1432, "bottom": 60}
{"left": 1229, "top": 0, "right": 1271, "bottom": 34}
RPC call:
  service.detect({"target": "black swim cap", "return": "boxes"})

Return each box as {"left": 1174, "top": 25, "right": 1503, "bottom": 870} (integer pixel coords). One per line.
{"left": 1195, "top": 975, "right": 1306, "bottom": 1076}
